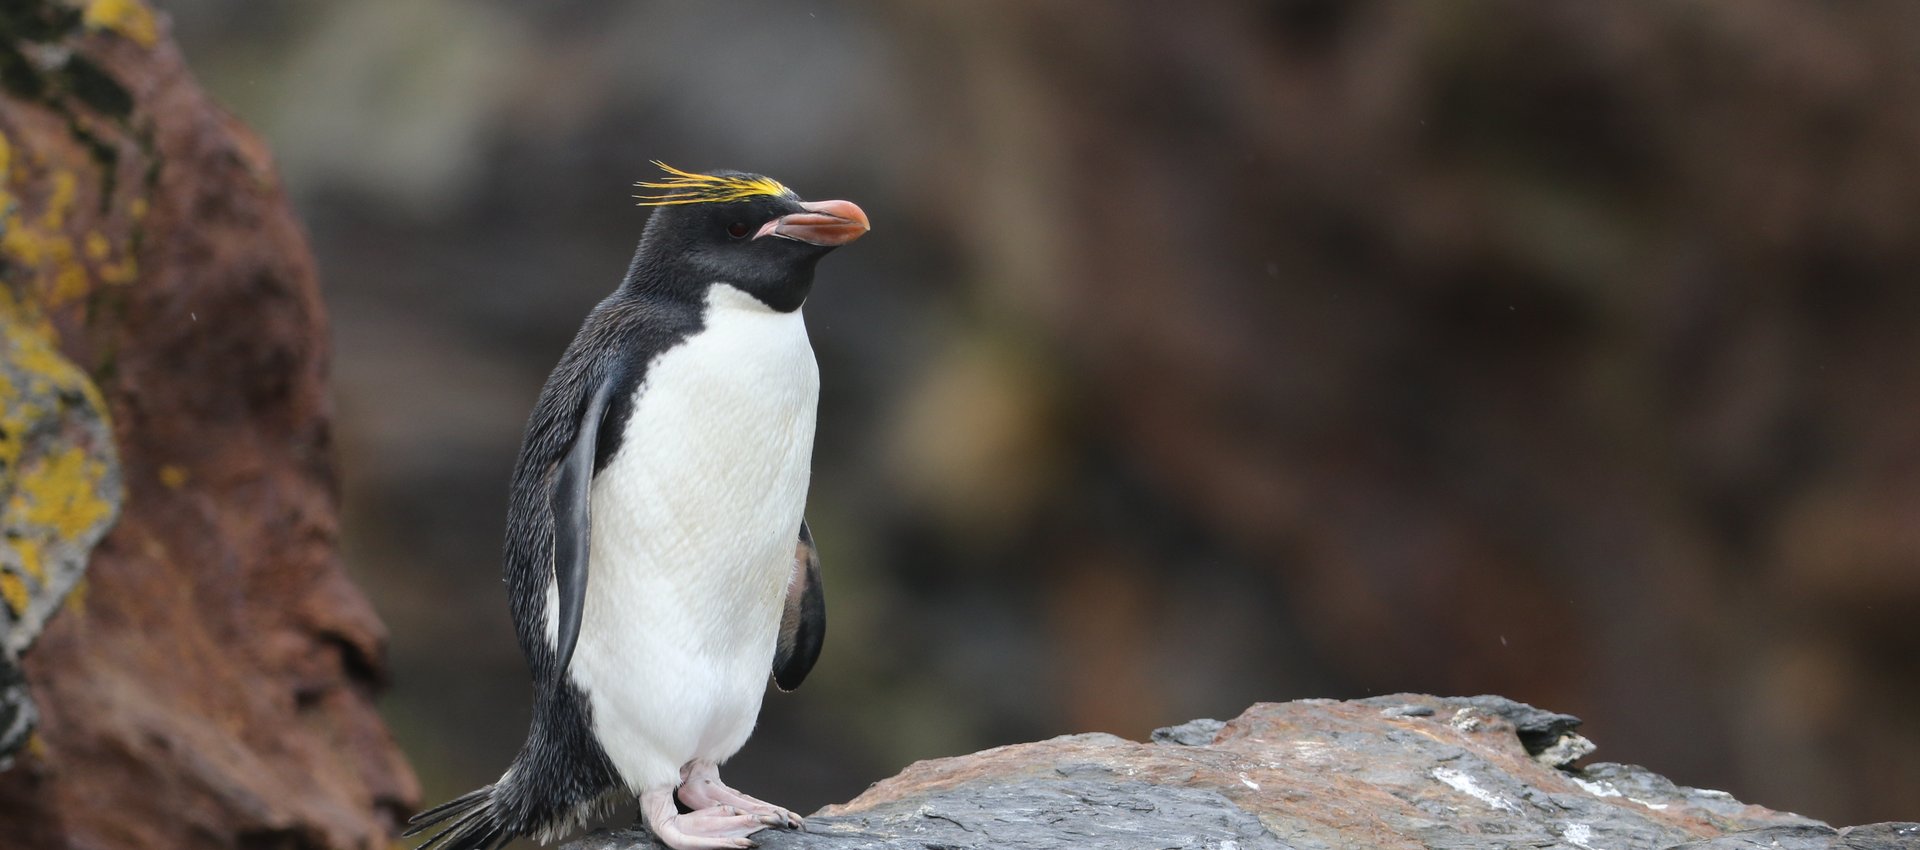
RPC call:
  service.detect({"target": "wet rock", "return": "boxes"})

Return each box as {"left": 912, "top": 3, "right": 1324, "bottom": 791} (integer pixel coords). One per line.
{"left": 568, "top": 696, "right": 1909, "bottom": 850}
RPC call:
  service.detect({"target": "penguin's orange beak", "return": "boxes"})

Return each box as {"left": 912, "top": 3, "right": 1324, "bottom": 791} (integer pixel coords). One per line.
{"left": 755, "top": 199, "right": 870, "bottom": 246}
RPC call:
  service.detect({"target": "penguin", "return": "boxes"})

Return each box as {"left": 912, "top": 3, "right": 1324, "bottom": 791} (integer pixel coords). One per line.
{"left": 405, "top": 164, "right": 865, "bottom": 850}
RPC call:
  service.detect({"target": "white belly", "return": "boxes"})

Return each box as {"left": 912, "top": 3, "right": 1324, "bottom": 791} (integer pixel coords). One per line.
{"left": 550, "top": 283, "right": 818, "bottom": 793}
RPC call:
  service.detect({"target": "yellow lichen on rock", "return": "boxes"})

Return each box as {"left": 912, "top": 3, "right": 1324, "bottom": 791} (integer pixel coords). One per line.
{"left": 0, "top": 127, "right": 143, "bottom": 303}
{"left": 48, "top": 244, "right": 87, "bottom": 304}
{"left": 80, "top": 0, "right": 158, "bottom": 48}
{"left": 0, "top": 217, "right": 48, "bottom": 267}
{"left": 40, "top": 172, "right": 74, "bottom": 232}
{"left": 0, "top": 572, "right": 27, "bottom": 616}
{"left": 12, "top": 538, "right": 42, "bottom": 581}
{"left": 0, "top": 376, "right": 20, "bottom": 473}
{"left": 82, "top": 231, "right": 137, "bottom": 285}
{"left": 3, "top": 168, "right": 81, "bottom": 285}
{"left": 61, "top": 576, "right": 86, "bottom": 613}
{"left": 1, "top": 169, "right": 93, "bottom": 306}
{"left": 0, "top": 289, "right": 59, "bottom": 477}
{"left": 1, "top": 278, "right": 119, "bottom": 633}
{"left": 0, "top": 289, "right": 106, "bottom": 414}
{"left": 12, "top": 447, "right": 113, "bottom": 543}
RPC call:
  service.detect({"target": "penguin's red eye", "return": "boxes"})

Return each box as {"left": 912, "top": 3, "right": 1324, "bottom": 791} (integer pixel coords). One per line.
{"left": 726, "top": 222, "right": 751, "bottom": 239}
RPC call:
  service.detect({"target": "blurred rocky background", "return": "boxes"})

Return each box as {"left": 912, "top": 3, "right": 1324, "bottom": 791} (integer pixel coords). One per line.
{"left": 154, "top": 0, "right": 1920, "bottom": 832}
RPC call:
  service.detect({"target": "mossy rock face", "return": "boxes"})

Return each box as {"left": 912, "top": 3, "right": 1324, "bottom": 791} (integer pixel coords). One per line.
{"left": 0, "top": 291, "right": 121, "bottom": 766}
{"left": 0, "top": 2, "right": 418, "bottom": 847}
{"left": 0, "top": 0, "right": 132, "bottom": 770}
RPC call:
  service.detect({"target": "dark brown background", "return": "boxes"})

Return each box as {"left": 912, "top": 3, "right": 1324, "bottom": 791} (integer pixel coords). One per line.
{"left": 160, "top": 0, "right": 1920, "bottom": 829}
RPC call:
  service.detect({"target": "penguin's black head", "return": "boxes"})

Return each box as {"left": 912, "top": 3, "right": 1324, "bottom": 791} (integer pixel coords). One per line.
{"left": 627, "top": 166, "right": 869, "bottom": 313}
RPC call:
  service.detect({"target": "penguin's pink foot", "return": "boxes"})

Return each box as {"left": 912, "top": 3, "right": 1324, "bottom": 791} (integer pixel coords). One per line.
{"left": 677, "top": 761, "right": 805, "bottom": 830}
{"left": 640, "top": 788, "right": 761, "bottom": 850}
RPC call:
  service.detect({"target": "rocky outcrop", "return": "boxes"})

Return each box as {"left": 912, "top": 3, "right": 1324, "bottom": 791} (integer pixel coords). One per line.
{"left": 0, "top": 256, "right": 120, "bottom": 767}
{"left": 0, "top": 2, "right": 417, "bottom": 849}
{"left": 568, "top": 696, "right": 1915, "bottom": 850}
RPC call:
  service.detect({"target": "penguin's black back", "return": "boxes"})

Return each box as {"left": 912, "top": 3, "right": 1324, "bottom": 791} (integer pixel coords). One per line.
{"left": 409, "top": 289, "right": 706, "bottom": 850}
{"left": 503, "top": 292, "right": 703, "bottom": 677}
{"left": 508, "top": 292, "right": 706, "bottom": 788}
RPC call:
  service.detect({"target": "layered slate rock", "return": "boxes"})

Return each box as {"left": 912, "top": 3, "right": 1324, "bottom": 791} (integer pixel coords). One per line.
{"left": 569, "top": 696, "right": 1915, "bottom": 850}
{"left": 0, "top": 2, "right": 418, "bottom": 848}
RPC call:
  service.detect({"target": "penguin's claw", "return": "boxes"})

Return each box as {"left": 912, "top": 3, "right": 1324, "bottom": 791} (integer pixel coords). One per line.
{"left": 642, "top": 791, "right": 764, "bottom": 850}
{"left": 673, "top": 806, "right": 763, "bottom": 842}
{"left": 645, "top": 808, "right": 760, "bottom": 849}
{"left": 676, "top": 761, "right": 805, "bottom": 830}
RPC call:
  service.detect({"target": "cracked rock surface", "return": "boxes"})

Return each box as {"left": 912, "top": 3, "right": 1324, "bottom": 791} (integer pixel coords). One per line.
{"left": 566, "top": 696, "right": 1917, "bottom": 850}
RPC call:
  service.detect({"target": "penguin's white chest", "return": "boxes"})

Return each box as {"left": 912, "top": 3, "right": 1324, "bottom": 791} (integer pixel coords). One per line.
{"left": 555, "top": 283, "right": 818, "bottom": 791}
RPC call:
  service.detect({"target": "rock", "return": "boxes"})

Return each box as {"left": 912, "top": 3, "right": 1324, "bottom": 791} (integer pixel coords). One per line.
{"left": 1669, "top": 822, "right": 1920, "bottom": 850}
{"left": 566, "top": 696, "right": 1910, "bottom": 850}
{"left": 0, "top": 275, "right": 120, "bottom": 768}
{"left": 0, "top": 2, "right": 418, "bottom": 848}
{"left": 1435, "top": 695, "right": 1595, "bottom": 768}
{"left": 1149, "top": 716, "right": 1224, "bottom": 747}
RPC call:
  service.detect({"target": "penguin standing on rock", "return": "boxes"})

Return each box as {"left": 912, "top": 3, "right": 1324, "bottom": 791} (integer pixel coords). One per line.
{"left": 406, "top": 164, "right": 867, "bottom": 850}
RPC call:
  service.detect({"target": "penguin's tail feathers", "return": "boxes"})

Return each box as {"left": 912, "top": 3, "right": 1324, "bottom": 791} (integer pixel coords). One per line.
{"left": 404, "top": 784, "right": 511, "bottom": 850}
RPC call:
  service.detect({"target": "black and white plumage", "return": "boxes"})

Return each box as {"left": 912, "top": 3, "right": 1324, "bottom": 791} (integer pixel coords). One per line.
{"left": 406, "top": 167, "right": 867, "bottom": 850}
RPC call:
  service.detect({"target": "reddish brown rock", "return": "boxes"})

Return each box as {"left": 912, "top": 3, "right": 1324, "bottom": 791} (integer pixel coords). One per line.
{"left": 0, "top": 2, "right": 418, "bottom": 848}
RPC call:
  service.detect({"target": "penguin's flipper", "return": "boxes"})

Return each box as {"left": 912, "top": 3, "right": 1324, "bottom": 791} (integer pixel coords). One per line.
{"left": 772, "top": 520, "right": 826, "bottom": 691}
{"left": 551, "top": 372, "right": 618, "bottom": 678}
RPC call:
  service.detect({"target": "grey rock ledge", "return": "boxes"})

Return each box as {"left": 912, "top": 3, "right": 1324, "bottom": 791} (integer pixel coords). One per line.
{"left": 563, "top": 695, "right": 1918, "bottom": 850}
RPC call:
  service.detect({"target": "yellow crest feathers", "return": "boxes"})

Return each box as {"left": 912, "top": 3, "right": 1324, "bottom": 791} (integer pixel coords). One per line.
{"left": 633, "top": 162, "right": 790, "bottom": 206}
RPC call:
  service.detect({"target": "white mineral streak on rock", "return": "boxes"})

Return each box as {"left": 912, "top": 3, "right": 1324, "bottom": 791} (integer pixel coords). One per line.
{"left": 1561, "top": 822, "right": 1597, "bottom": 849}
{"left": 1571, "top": 777, "right": 1622, "bottom": 798}
{"left": 1291, "top": 741, "right": 1333, "bottom": 764}
{"left": 1432, "top": 767, "right": 1520, "bottom": 813}
{"left": 1450, "top": 709, "right": 1483, "bottom": 732}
